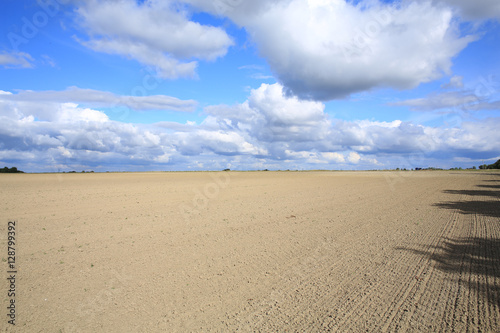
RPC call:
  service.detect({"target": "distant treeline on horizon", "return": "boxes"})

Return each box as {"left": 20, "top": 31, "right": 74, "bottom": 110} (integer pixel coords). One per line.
{"left": 0, "top": 167, "right": 24, "bottom": 173}
{"left": 478, "top": 159, "right": 500, "bottom": 170}
{"left": 2, "top": 159, "right": 500, "bottom": 174}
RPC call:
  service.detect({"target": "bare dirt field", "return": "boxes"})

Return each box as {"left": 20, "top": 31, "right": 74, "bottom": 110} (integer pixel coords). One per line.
{"left": 1, "top": 170, "right": 499, "bottom": 332}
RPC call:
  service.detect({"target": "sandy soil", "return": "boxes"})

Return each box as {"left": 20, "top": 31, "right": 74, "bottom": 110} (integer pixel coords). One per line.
{"left": 1, "top": 170, "right": 499, "bottom": 332}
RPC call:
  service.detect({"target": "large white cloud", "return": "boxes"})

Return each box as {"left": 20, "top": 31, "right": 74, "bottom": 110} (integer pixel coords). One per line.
{"left": 194, "top": 0, "right": 475, "bottom": 100}
{"left": 205, "top": 83, "right": 330, "bottom": 144}
{"left": 1, "top": 84, "right": 499, "bottom": 172}
{"left": 74, "top": 0, "right": 234, "bottom": 78}
{"left": 65, "top": 0, "right": 488, "bottom": 100}
{"left": 57, "top": 0, "right": 493, "bottom": 101}
{"left": 204, "top": 83, "right": 500, "bottom": 162}
{"left": 0, "top": 99, "right": 172, "bottom": 171}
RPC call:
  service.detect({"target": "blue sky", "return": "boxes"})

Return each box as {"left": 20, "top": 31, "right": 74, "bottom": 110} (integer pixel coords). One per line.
{"left": 0, "top": 0, "right": 499, "bottom": 172}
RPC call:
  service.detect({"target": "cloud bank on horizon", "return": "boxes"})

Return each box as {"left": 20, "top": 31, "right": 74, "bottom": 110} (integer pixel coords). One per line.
{"left": 0, "top": 0, "right": 499, "bottom": 172}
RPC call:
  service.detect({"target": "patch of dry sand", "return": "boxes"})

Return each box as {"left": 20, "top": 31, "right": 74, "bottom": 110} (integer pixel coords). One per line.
{"left": 1, "top": 171, "right": 499, "bottom": 332}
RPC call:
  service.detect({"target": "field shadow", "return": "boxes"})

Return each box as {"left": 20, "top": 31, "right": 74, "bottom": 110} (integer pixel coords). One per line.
{"left": 434, "top": 201, "right": 500, "bottom": 218}
{"left": 434, "top": 182, "right": 500, "bottom": 218}
{"left": 400, "top": 178, "right": 500, "bottom": 307}
{"left": 442, "top": 189, "right": 500, "bottom": 198}
{"left": 397, "top": 237, "right": 500, "bottom": 307}
{"left": 477, "top": 184, "right": 500, "bottom": 189}
{"left": 399, "top": 238, "right": 500, "bottom": 278}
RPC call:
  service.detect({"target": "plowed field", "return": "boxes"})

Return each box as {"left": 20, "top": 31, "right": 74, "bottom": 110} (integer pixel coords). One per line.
{"left": 1, "top": 170, "right": 499, "bottom": 332}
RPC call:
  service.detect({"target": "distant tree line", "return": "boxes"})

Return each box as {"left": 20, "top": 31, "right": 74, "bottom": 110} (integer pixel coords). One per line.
{"left": 0, "top": 166, "right": 24, "bottom": 173}
{"left": 479, "top": 159, "right": 500, "bottom": 170}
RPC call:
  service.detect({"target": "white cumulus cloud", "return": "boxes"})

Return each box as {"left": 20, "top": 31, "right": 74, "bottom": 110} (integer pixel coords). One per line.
{"left": 1, "top": 83, "right": 499, "bottom": 172}
{"left": 74, "top": 0, "right": 234, "bottom": 78}
{"left": 209, "top": 0, "right": 475, "bottom": 100}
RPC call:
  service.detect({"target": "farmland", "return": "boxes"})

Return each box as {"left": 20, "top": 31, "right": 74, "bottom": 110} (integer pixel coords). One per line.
{"left": 1, "top": 170, "right": 499, "bottom": 332}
